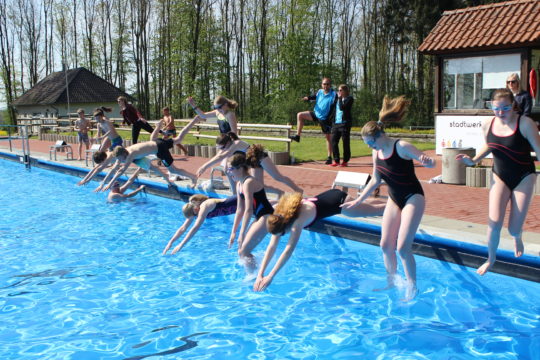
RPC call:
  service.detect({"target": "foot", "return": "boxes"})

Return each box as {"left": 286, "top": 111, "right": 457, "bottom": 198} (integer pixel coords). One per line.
{"left": 325, "top": 157, "right": 332, "bottom": 165}
{"left": 476, "top": 260, "right": 495, "bottom": 276}
{"left": 514, "top": 237, "right": 524, "bottom": 257}
{"left": 401, "top": 283, "right": 418, "bottom": 302}
{"left": 289, "top": 134, "right": 300, "bottom": 142}
{"left": 340, "top": 162, "right": 348, "bottom": 167}
{"left": 330, "top": 161, "right": 339, "bottom": 167}
{"left": 373, "top": 275, "right": 395, "bottom": 292}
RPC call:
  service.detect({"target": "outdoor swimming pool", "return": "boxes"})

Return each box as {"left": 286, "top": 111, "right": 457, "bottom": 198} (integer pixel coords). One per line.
{"left": 1, "top": 158, "right": 539, "bottom": 360}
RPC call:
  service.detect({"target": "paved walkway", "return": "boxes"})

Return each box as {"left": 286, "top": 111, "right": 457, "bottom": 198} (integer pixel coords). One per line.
{"left": 1, "top": 138, "right": 539, "bottom": 258}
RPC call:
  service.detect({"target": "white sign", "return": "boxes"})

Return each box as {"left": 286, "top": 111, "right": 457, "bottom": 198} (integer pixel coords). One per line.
{"left": 435, "top": 115, "right": 493, "bottom": 155}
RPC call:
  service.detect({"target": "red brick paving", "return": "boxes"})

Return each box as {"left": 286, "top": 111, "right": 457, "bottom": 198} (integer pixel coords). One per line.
{"left": 4, "top": 139, "right": 540, "bottom": 233}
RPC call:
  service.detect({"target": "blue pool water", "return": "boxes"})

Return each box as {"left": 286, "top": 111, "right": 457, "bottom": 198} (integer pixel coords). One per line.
{"left": 0, "top": 158, "right": 539, "bottom": 360}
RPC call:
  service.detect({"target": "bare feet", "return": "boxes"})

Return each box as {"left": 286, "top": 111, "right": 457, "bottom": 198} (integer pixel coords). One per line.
{"left": 401, "top": 283, "right": 418, "bottom": 302}
{"left": 476, "top": 260, "right": 494, "bottom": 276}
{"left": 373, "top": 275, "right": 395, "bottom": 292}
{"left": 514, "top": 237, "right": 524, "bottom": 257}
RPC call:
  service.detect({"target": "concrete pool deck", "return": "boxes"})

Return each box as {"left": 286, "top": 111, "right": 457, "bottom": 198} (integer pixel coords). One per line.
{"left": 1, "top": 138, "right": 539, "bottom": 263}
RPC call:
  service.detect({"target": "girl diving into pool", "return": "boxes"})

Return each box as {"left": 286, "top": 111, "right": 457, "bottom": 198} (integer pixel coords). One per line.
{"left": 253, "top": 189, "right": 384, "bottom": 292}
{"left": 341, "top": 96, "right": 435, "bottom": 302}
{"left": 456, "top": 88, "right": 540, "bottom": 276}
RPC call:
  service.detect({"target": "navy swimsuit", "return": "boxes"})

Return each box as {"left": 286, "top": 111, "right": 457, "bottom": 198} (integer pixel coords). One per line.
{"left": 239, "top": 177, "right": 274, "bottom": 220}
{"left": 304, "top": 189, "right": 348, "bottom": 228}
{"left": 487, "top": 116, "right": 535, "bottom": 190}
{"left": 375, "top": 140, "right": 424, "bottom": 209}
{"left": 206, "top": 196, "right": 238, "bottom": 218}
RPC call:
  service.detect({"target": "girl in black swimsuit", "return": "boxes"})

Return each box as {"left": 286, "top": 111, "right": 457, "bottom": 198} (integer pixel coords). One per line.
{"left": 227, "top": 152, "right": 275, "bottom": 270}
{"left": 456, "top": 88, "right": 540, "bottom": 276}
{"left": 341, "top": 96, "right": 435, "bottom": 302}
{"left": 253, "top": 190, "right": 385, "bottom": 292}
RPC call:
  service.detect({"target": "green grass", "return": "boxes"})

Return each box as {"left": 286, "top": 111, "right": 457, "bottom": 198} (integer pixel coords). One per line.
{"left": 53, "top": 129, "right": 435, "bottom": 163}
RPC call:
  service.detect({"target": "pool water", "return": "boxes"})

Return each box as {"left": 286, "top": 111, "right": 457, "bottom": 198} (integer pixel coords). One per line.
{"left": 0, "top": 158, "right": 539, "bottom": 360}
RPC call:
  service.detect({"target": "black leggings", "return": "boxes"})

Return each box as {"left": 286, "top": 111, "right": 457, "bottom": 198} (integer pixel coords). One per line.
{"left": 132, "top": 120, "right": 154, "bottom": 144}
{"left": 331, "top": 125, "right": 351, "bottom": 163}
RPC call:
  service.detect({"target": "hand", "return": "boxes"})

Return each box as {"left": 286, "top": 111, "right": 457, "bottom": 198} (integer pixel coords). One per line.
{"left": 340, "top": 199, "right": 360, "bottom": 210}
{"left": 171, "top": 244, "right": 182, "bottom": 255}
{"left": 455, "top": 154, "right": 475, "bottom": 166}
{"left": 93, "top": 184, "right": 104, "bottom": 192}
{"left": 162, "top": 242, "right": 172, "bottom": 255}
{"left": 253, "top": 275, "right": 273, "bottom": 291}
{"left": 228, "top": 233, "right": 236, "bottom": 249}
{"left": 301, "top": 96, "right": 308, "bottom": 101}
{"left": 187, "top": 96, "right": 196, "bottom": 106}
{"left": 77, "top": 179, "right": 86, "bottom": 186}
{"left": 102, "top": 183, "right": 112, "bottom": 191}
{"left": 419, "top": 154, "right": 435, "bottom": 168}
{"left": 196, "top": 166, "right": 205, "bottom": 177}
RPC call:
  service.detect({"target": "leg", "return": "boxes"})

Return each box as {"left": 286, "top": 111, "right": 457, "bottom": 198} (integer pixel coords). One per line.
{"left": 292, "top": 111, "right": 313, "bottom": 139}
{"left": 140, "top": 121, "right": 154, "bottom": 135}
{"left": 260, "top": 157, "right": 302, "bottom": 193}
{"left": 78, "top": 141, "right": 83, "bottom": 160}
{"left": 342, "top": 128, "right": 351, "bottom": 164}
{"left": 132, "top": 122, "right": 141, "bottom": 144}
{"left": 238, "top": 216, "right": 269, "bottom": 272}
{"left": 167, "top": 164, "right": 197, "bottom": 186}
{"left": 396, "top": 194, "right": 425, "bottom": 301}
{"left": 478, "top": 175, "right": 511, "bottom": 275}
{"left": 341, "top": 201, "right": 385, "bottom": 218}
{"left": 177, "top": 143, "right": 188, "bottom": 155}
{"left": 375, "top": 199, "right": 401, "bottom": 291}
{"left": 325, "top": 133, "right": 332, "bottom": 159}
{"left": 148, "top": 162, "right": 174, "bottom": 186}
{"left": 508, "top": 174, "right": 536, "bottom": 257}
{"left": 331, "top": 127, "right": 341, "bottom": 164}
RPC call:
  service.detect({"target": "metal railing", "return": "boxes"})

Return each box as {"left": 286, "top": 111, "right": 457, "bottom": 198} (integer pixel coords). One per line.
{"left": 0, "top": 124, "right": 32, "bottom": 169}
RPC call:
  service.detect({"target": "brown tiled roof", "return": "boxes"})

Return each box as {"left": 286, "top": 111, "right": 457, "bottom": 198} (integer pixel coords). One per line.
{"left": 418, "top": 0, "right": 540, "bottom": 55}
{"left": 13, "top": 67, "right": 133, "bottom": 106}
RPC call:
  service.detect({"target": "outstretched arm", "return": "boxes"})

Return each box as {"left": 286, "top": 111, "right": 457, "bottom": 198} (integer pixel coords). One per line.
{"left": 170, "top": 210, "right": 211, "bottom": 255}
{"left": 229, "top": 187, "right": 245, "bottom": 248}
{"left": 77, "top": 156, "right": 113, "bottom": 186}
{"left": 197, "top": 147, "right": 233, "bottom": 177}
{"left": 119, "top": 167, "right": 143, "bottom": 193}
{"left": 398, "top": 140, "right": 435, "bottom": 168}
{"left": 103, "top": 154, "right": 135, "bottom": 190}
{"left": 94, "top": 160, "right": 121, "bottom": 192}
{"left": 162, "top": 217, "right": 194, "bottom": 254}
{"left": 341, "top": 151, "right": 381, "bottom": 209}
{"left": 253, "top": 224, "right": 302, "bottom": 292}
{"left": 186, "top": 96, "right": 216, "bottom": 119}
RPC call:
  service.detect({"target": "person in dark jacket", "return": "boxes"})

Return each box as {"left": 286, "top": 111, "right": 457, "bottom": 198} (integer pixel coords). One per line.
{"left": 117, "top": 96, "right": 154, "bottom": 144}
{"left": 330, "top": 84, "right": 354, "bottom": 167}
{"left": 506, "top": 73, "right": 532, "bottom": 117}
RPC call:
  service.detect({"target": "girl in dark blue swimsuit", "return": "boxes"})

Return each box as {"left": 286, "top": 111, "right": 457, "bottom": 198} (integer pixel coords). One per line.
{"left": 341, "top": 96, "right": 435, "bottom": 302}
{"left": 456, "top": 88, "right": 540, "bottom": 276}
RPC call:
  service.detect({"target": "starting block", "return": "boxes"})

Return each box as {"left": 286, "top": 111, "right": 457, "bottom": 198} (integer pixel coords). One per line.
{"left": 332, "top": 171, "right": 371, "bottom": 196}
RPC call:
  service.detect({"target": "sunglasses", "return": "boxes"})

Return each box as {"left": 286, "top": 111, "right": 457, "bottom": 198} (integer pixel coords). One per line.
{"left": 491, "top": 105, "right": 512, "bottom": 112}
{"left": 322, "top": 83, "right": 330, "bottom": 85}
{"left": 506, "top": 80, "right": 518, "bottom": 84}
{"left": 226, "top": 166, "right": 239, "bottom": 172}
{"left": 212, "top": 103, "right": 224, "bottom": 110}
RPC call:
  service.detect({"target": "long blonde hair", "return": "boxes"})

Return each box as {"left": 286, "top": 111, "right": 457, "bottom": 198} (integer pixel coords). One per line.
{"left": 266, "top": 193, "right": 303, "bottom": 235}
{"left": 361, "top": 95, "right": 410, "bottom": 137}
{"left": 182, "top": 194, "right": 209, "bottom": 218}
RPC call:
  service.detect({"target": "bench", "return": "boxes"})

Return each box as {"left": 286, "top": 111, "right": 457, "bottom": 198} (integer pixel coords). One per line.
{"left": 49, "top": 140, "right": 73, "bottom": 161}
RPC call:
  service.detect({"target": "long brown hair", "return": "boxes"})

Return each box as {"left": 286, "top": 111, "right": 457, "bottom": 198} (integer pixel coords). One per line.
{"left": 214, "top": 95, "right": 238, "bottom": 111}
{"left": 266, "top": 193, "right": 303, "bottom": 235}
{"left": 216, "top": 132, "right": 239, "bottom": 147}
{"left": 361, "top": 95, "right": 410, "bottom": 137}
{"left": 246, "top": 144, "right": 266, "bottom": 168}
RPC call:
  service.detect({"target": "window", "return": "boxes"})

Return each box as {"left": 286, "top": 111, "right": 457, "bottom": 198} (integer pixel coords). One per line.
{"left": 443, "top": 54, "right": 520, "bottom": 110}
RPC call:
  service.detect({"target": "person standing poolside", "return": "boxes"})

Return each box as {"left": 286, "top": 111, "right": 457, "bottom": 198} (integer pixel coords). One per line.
{"left": 506, "top": 73, "right": 532, "bottom": 118}
{"left": 253, "top": 189, "right": 384, "bottom": 292}
{"left": 93, "top": 107, "right": 123, "bottom": 152}
{"left": 118, "top": 96, "right": 154, "bottom": 144}
{"left": 456, "top": 88, "right": 540, "bottom": 276}
{"left": 330, "top": 84, "right": 354, "bottom": 167}
{"left": 74, "top": 108, "right": 91, "bottom": 160}
{"left": 341, "top": 96, "right": 435, "bottom": 302}
{"left": 187, "top": 95, "right": 238, "bottom": 134}
{"left": 107, "top": 168, "right": 146, "bottom": 202}
{"left": 163, "top": 194, "right": 238, "bottom": 255}
{"left": 290, "top": 77, "right": 337, "bottom": 164}
{"left": 160, "top": 106, "right": 188, "bottom": 155}
{"left": 101, "top": 116, "right": 202, "bottom": 191}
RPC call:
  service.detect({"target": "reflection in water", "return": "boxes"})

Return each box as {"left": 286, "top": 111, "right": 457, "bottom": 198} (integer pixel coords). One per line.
{"left": 1, "top": 268, "right": 97, "bottom": 290}
{"left": 151, "top": 325, "right": 179, "bottom": 333}
{"left": 124, "top": 332, "right": 209, "bottom": 360}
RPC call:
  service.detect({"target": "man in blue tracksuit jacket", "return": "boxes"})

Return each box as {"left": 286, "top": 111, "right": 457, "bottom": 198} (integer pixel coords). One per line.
{"left": 290, "top": 77, "right": 337, "bottom": 164}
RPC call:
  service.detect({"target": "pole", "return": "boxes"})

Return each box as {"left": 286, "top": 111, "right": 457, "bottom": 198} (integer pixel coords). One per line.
{"left": 64, "top": 63, "right": 71, "bottom": 118}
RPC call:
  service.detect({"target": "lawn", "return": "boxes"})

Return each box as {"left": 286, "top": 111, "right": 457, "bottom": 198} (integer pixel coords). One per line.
{"left": 53, "top": 126, "right": 436, "bottom": 163}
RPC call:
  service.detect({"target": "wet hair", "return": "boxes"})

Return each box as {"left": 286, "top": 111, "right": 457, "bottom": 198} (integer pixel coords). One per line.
{"left": 182, "top": 194, "right": 210, "bottom": 218}
{"left": 214, "top": 95, "right": 238, "bottom": 111}
{"left": 361, "top": 95, "right": 410, "bottom": 137}
{"left": 228, "top": 152, "right": 250, "bottom": 170}
{"left": 93, "top": 108, "right": 104, "bottom": 117}
{"left": 77, "top": 108, "right": 84, "bottom": 114}
{"left": 492, "top": 88, "right": 519, "bottom": 112}
{"left": 246, "top": 144, "right": 266, "bottom": 168}
{"left": 100, "top": 106, "right": 112, "bottom": 112}
{"left": 216, "top": 132, "right": 239, "bottom": 147}
{"left": 338, "top": 84, "right": 349, "bottom": 96}
{"left": 266, "top": 193, "right": 304, "bottom": 235}
{"left": 112, "top": 146, "right": 129, "bottom": 158}
{"left": 93, "top": 150, "right": 108, "bottom": 164}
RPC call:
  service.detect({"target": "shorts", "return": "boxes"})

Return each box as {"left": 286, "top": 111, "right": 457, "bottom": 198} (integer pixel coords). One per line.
{"left": 78, "top": 132, "right": 89, "bottom": 143}
{"left": 109, "top": 136, "right": 123, "bottom": 151}
{"left": 310, "top": 111, "right": 331, "bottom": 134}
{"left": 155, "top": 138, "right": 174, "bottom": 167}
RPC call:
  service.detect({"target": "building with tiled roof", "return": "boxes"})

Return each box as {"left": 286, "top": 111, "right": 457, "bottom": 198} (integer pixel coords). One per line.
{"left": 13, "top": 67, "right": 133, "bottom": 118}
{"left": 418, "top": 0, "right": 540, "bottom": 155}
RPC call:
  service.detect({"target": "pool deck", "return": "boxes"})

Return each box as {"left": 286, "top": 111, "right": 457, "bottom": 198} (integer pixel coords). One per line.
{"left": 2, "top": 138, "right": 539, "bottom": 261}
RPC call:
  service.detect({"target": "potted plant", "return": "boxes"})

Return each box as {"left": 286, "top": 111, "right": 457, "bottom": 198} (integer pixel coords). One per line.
{"left": 465, "top": 161, "right": 489, "bottom": 187}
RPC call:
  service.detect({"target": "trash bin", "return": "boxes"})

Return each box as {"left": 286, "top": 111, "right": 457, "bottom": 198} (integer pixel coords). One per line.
{"left": 442, "top": 147, "right": 475, "bottom": 185}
